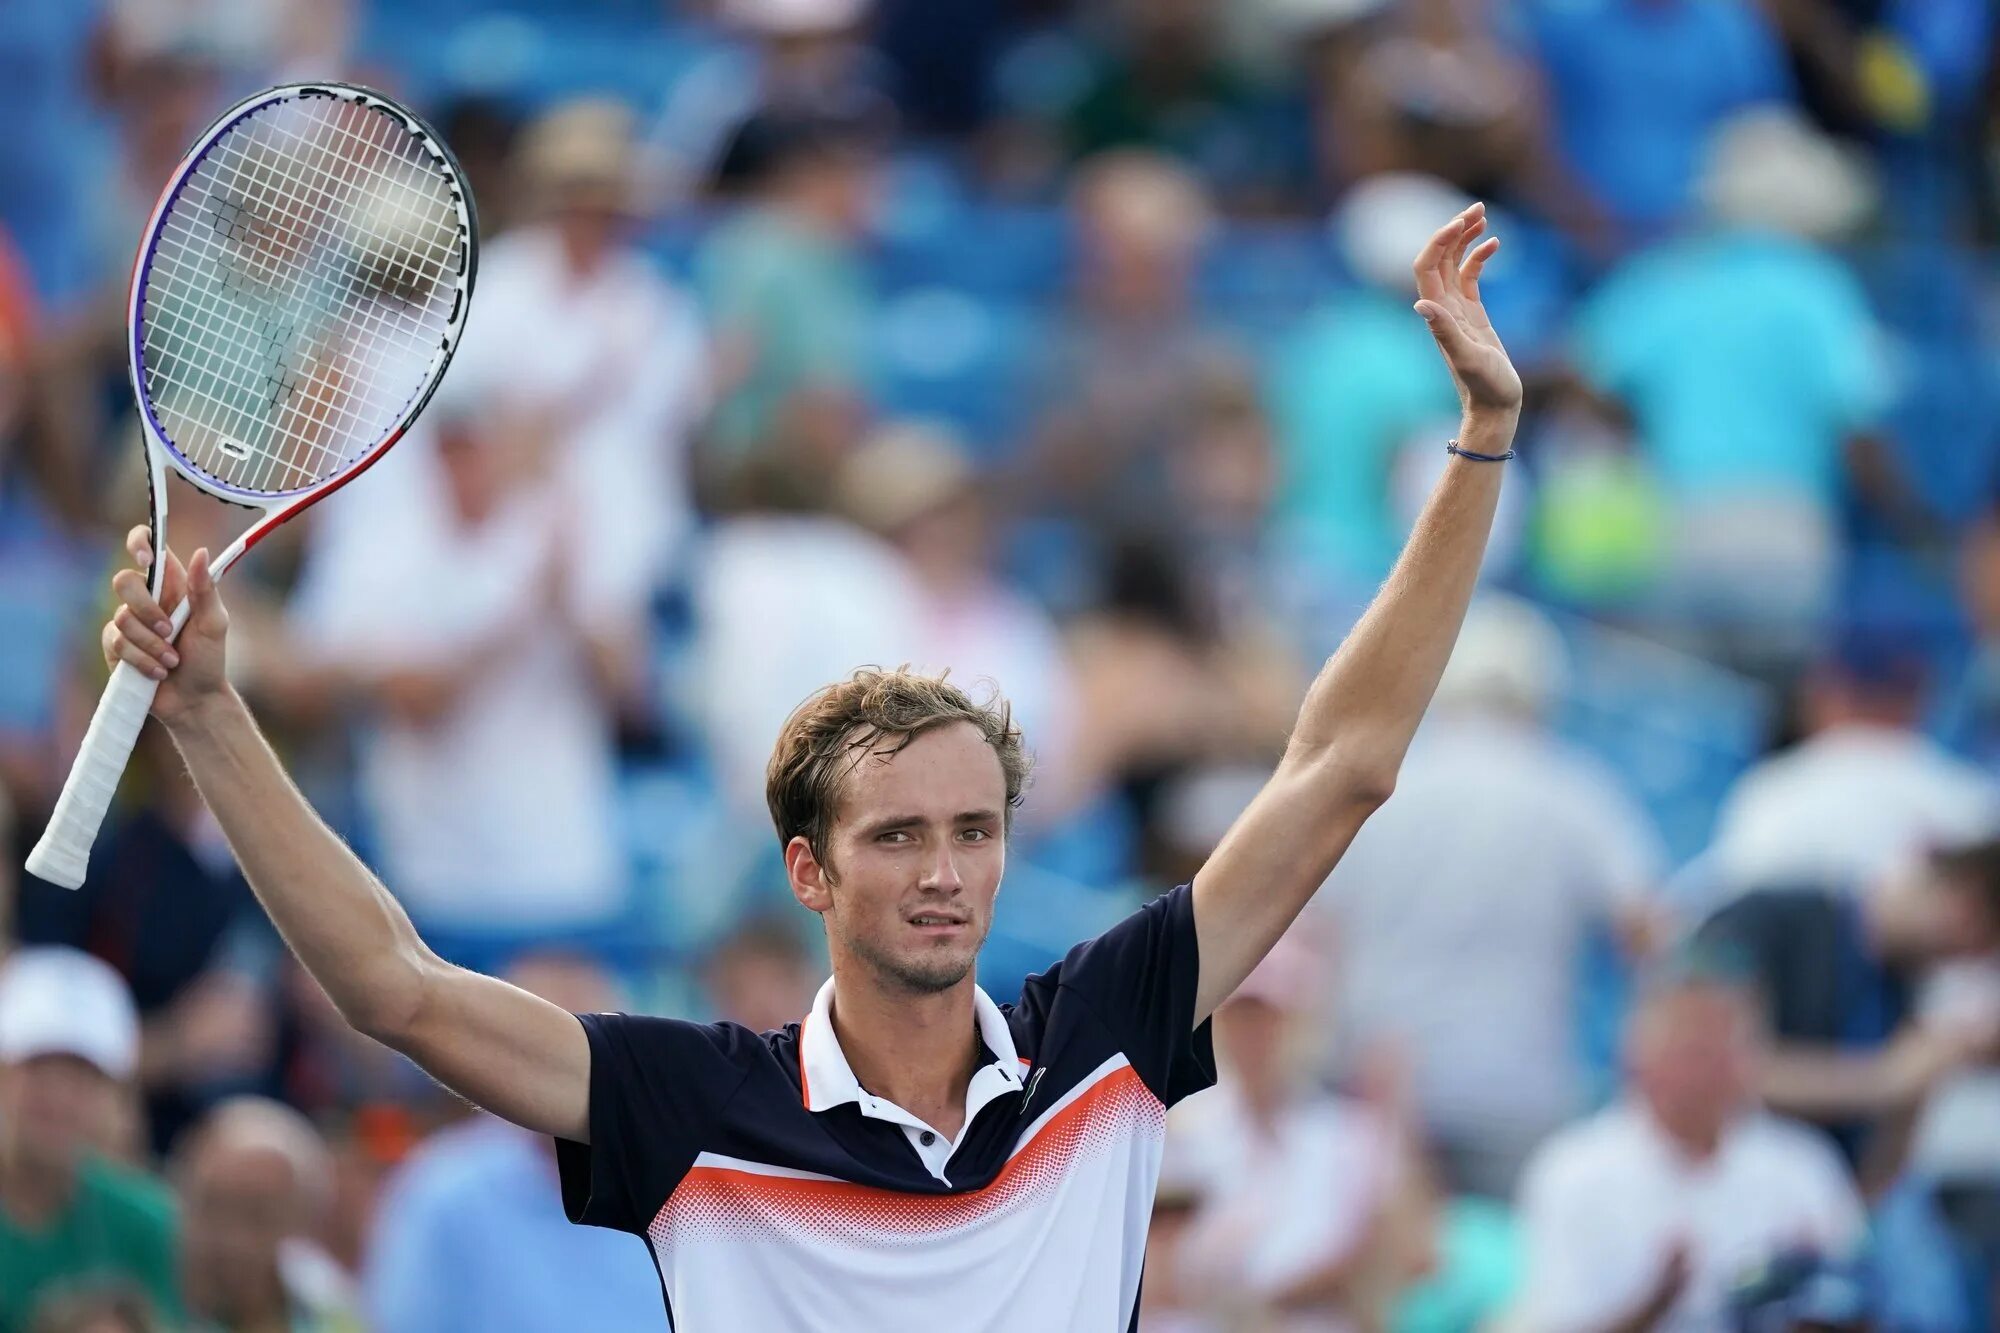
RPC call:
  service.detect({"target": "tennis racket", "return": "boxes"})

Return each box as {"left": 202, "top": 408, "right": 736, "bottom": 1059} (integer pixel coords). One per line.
{"left": 25, "top": 82, "right": 477, "bottom": 889}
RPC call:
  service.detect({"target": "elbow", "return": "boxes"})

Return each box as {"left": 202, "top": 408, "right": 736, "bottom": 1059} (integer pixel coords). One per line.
{"left": 342, "top": 948, "right": 439, "bottom": 1049}
{"left": 1284, "top": 741, "right": 1399, "bottom": 814}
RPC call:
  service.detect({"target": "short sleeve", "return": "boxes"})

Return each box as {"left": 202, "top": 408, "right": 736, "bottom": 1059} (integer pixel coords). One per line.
{"left": 1028, "top": 884, "right": 1216, "bottom": 1107}
{"left": 556, "top": 1013, "right": 756, "bottom": 1234}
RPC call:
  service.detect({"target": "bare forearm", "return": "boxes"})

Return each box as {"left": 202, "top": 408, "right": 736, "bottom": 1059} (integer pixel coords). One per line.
{"left": 164, "top": 688, "right": 432, "bottom": 1036}
{"left": 1290, "top": 410, "right": 1514, "bottom": 779}
{"left": 1762, "top": 1045, "right": 1909, "bottom": 1121}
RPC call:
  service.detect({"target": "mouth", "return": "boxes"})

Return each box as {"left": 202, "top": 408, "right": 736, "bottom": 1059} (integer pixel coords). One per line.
{"left": 906, "top": 913, "right": 968, "bottom": 937}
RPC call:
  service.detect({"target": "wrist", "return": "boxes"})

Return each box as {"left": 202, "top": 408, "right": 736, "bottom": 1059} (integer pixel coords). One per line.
{"left": 163, "top": 685, "right": 246, "bottom": 741}
{"left": 1459, "top": 407, "right": 1521, "bottom": 450}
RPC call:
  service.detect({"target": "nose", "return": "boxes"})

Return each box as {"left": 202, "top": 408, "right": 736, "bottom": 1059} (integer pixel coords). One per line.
{"left": 918, "top": 839, "right": 964, "bottom": 895}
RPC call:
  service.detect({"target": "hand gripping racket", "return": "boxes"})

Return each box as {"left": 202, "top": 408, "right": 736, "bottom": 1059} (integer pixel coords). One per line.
{"left": 25, "top": 83, "right": 477, "bottom": 889}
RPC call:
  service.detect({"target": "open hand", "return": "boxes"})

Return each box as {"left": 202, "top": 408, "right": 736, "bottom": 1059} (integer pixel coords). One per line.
{"left": 104, "top": 525, "right": 232, "bottom": 724}
{"left": 1412, "top": 202, "right": 1522, "bottom": 418}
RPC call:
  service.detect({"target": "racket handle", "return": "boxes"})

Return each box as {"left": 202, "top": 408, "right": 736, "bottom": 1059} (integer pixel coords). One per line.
{"left": 25, "top": 661, "right": 161, "bottom": 889}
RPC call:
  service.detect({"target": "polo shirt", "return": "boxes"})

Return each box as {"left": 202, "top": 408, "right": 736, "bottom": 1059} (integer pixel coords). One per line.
{"left": 557, "top": 883, "right": 1216, "bottom": 1331}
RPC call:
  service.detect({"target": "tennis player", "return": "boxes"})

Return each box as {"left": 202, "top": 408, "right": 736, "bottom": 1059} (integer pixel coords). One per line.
{"left": 99, "top": 204, "right": 1518, "bottom": 1329}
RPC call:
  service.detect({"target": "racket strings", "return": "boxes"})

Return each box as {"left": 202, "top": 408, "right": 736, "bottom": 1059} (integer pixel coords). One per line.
{"left": 140, "top": 94, "right": 465, "bottom": 497}
{"left": 162, "top": 104, "right": 454, "bottom": 490}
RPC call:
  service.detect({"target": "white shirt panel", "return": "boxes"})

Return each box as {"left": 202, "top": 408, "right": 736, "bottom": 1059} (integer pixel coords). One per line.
{"left": 650, "top": 1056, "right": 1160, "bottom": 1332}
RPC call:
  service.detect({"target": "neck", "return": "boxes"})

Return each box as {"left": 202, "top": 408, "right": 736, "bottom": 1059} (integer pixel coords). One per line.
{"left": 0, "top": 1148, "right": 77, "bottom": 1229}
{"left": 1645, "top": 1101, "right": 1728, "bottom": 1163}
{"left": 828, "top": 964, "right": 982, "bottom": 1138}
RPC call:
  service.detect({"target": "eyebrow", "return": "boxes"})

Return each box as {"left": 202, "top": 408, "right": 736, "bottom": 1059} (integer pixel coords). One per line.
{"left": 860, "top": 810, "right": 1003, "bottom": 836}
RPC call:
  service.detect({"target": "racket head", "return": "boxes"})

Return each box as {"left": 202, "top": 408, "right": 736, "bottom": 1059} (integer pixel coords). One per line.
{"left": 128, "top": 83, "right": 478, "bottom": 509}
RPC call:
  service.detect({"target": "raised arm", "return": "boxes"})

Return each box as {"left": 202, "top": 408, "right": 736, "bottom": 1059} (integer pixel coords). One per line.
{"left": 1190, "top": 203, "right": 1522, "bottom": 1022}
{"left": 100, "top": 530, "right": 592, "bottom": 1142}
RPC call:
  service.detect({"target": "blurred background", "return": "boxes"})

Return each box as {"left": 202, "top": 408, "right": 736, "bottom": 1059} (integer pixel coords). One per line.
{"left": 3, "top": 0, "right": 2000, "bottom": 1328}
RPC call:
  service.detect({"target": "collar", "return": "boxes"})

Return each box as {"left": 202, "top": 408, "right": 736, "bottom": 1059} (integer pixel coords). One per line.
{"left": 798, "top": 978, "right": 1025, "bottom": 1116}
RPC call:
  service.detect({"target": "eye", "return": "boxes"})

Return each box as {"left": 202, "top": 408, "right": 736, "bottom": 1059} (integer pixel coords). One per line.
{"left": 878, "top": 830, "right": 914, "bottom": 844}
{"left": 960, "top": 828, "right": 992, "bottom": 844}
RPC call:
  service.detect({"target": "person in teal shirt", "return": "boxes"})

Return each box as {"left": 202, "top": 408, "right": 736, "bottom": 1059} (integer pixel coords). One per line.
{"left": 0, "top": 949, "right": 181, "bottom": 1332}
{"left": 699, "top": 108, "right": 881, "bottom": 472}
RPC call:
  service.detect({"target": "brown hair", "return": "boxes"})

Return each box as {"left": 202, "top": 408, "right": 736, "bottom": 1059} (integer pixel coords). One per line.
{"left": 766, "top": 667, "right": 1031, "bottom": 865}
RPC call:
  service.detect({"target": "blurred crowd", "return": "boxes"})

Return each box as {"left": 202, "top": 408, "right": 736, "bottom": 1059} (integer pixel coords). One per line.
{"left": 5, "top": 0, "right": 2000, "bottom": 1329}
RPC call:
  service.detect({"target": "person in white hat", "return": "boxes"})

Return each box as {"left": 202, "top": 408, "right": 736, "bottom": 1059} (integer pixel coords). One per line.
{"left": 0, "top": 947, "right": 181, "bottom": 1331}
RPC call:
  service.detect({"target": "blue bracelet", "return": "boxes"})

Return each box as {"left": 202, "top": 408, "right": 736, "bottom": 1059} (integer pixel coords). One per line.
{"left": 1446, "top": 439, "right": 1516, "bottom": 463}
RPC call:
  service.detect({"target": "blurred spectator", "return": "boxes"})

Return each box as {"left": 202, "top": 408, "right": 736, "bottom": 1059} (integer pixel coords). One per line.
{"left": 701, "top": 914, "right": 820, "bottom": 1032}
{"left": 1308, "top": 0, "right": 1597, "bottom": 236}
{"left": 1703, "top": 636, "right": 2000, "bottom": 901}
{"left": 0, "top": 228, "right": 99, "bottom": 822}
{"left": 173, "top": 1097, "right": 361, "bottom": 1333}
{"left": 1063, "top": 537, "right": 1300, "bottom": 876}
{"left": 1571, "top": 110, "right": 1892, "bottom": 663}
{"left": 79, "top": 12, "right": 223, "bottom": 303}
{"left": 1018, "top": 149, "right": 1240, "bottom": 599}
{"left": 1763, "top": 0, "right": 1995, "bottom": 238}
{"left": 839, "top": 419, "right": 1082, "bottom": 809}
{"left": 1522, "top": 373, "right": 1671, "bottom": 608}
{"left": 1267, "top": 174, "right": 1516, "bottom": 591}
{"left": 447, "top": 96, "right": 707, "bottom": 619}
{"left": 1137, "top": 1156, "right": 1216, "bottom": 1332}
{"left": 279, "top": 102, "right": 696, "bottom": 934}
{"left": 1166, "top": 937, "right": 1434, "bottom": 1330}
{"left": 15, "top": 722, "right": 268, "bottom": 1157}
{"left": 700, "top": 104, "right": 883, "bottom": 487}
{"left": 363, "top": 955, "right": 664, "bottom": 1333}
{"left": 721, "top": 0, "right": 885, "bottom": 115}
{"left": 689, "top": 463, "right": 925, "bottom": 820}
{"left": 0, "top": 948, "right": 179, "bottom": 1332}
{"left": 1941, "top": 502, "right": 2000, "bottom": 771}
{"left": 1055, "top": 0, "right": 1305, "bottom": 209}
{"left": 433, "top": 99, "right": 525, "bottom": 242}
{"left": 1691, "top": 838, "right": 2000, "bottom": 1188}
{"left": 1517, "top": 0, "right": 1793, "bottom": 235}
{"left": 1316, "top": 596, "right": 1665, "bottom": 1200}
{"left": 1514, "top": 961, "right": 1866, "bottom": 1331}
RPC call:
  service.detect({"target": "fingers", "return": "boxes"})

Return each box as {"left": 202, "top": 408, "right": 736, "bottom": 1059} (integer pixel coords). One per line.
{"left": 184, "top": 548, "right": 229, "bottom": 637}
{"left": 112, "top": 605, "right": 179, "bottom": 669}
{"left": 1458, "top": 235, "right": 1500, "bottom": 304}
{"left": 103, "top": 618, "right": 171, "bottom": 681}
{"left": 1413, "top": 202, "right": 1487, "bottom": 306}
{"left": 111, "top": 568, "right": 173, "bottom": 641}
{"left": 125, "top": 524, "right": 189, "bottom": 609}
{"left": 1411, "top": 215, "right": 1466, "bottom": 304}
{"left": 1414, "top": 299, "right": 1477, "bottom": 359}
{"left": 1447, "top": 205, "right": 1486, "bottom": 274}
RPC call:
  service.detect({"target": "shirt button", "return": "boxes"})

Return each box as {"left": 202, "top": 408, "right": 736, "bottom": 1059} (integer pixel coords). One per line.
{"left": 919, "top": 1131, "right": 936, "bottom": 1146}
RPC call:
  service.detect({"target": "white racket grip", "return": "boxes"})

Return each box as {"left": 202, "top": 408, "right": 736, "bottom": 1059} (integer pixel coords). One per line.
{"left": 25, "top": 661, "right": 161, "bottom": 889}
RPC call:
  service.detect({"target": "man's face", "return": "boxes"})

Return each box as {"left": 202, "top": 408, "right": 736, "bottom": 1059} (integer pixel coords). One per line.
{"left": 1631, "top": 985, "right": 1761, "bottom": 1144}
{"left": 0, "top": 1053, "right": 119, "bottom": 1171}
{"left": 179, "top": 1143, "right": 296, "bottom": 1315}
{"left": 794, "top": 722, "right": 1007, "bottom": 995}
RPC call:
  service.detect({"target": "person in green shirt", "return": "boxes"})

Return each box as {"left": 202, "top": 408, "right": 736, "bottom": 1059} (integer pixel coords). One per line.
{"left": 0, "top": 948, "right": 181, "bottom": 1332}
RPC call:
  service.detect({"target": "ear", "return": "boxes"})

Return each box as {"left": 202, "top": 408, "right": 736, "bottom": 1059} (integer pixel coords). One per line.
{"left": 786, "top": 835, "right": 835, "bottom": 915}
